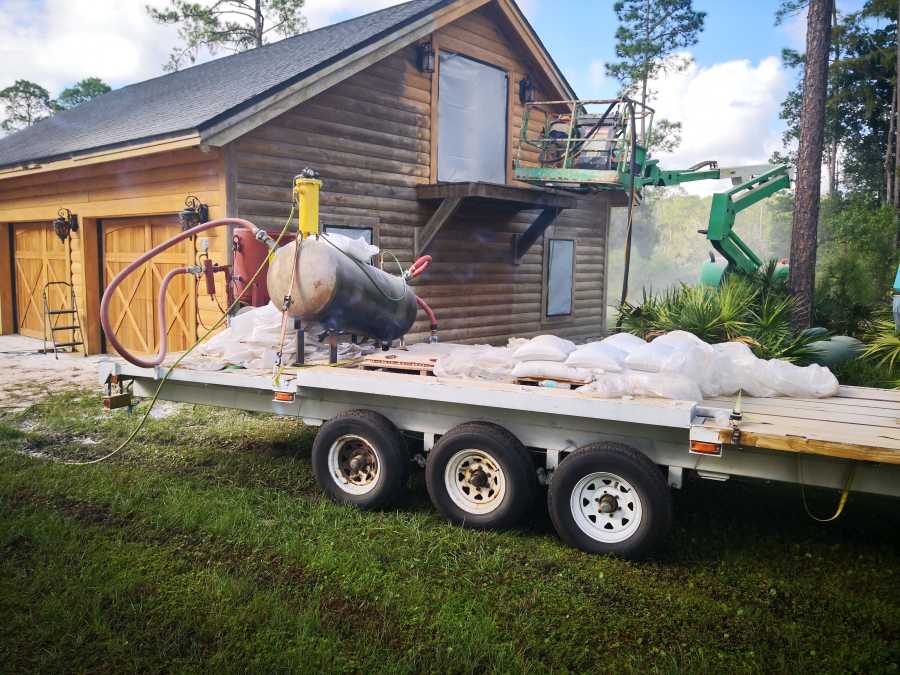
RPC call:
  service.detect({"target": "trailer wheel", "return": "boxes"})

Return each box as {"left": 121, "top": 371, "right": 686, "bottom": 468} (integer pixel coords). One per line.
{"left": 425, "top": 422, "right": 536, "bottom": 530}
{"left": 312, "top": 410, "right": 408, "bottom": 510}
{"left": 548, "top": 442, "right": 672, "bottom": 559}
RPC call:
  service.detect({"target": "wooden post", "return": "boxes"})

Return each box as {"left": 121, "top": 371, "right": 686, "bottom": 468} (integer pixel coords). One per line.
{"left": 0, "top": 223, "right": 13, "bottom": 334}
{"left": 75, "top": 218, "right": 102, "bottom": 354}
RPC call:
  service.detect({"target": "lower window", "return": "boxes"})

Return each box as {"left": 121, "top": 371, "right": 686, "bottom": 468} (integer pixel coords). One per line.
{"left": 546, "top": 238, "right": 575, "bottom": 317}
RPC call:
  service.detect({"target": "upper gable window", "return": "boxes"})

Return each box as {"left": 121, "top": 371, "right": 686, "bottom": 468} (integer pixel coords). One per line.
{"left": 437, "top": 52, "right": 508, "bottom": 183}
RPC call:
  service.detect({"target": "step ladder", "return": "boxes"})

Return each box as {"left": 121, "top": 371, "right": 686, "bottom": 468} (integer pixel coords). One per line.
{"left": 42, "top": 281, "right": 86, "bottom": 359}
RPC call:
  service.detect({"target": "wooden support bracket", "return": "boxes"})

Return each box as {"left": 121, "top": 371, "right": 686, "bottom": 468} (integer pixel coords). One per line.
{"left": 512, "top": 207, "right": 563, "bottom": 264}
{"left": 415, "top": 197, "right": 463, "bottom": 257}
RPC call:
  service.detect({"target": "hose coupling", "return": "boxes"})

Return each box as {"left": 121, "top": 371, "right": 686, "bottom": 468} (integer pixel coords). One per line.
{"left": 255, "top": 229, "right": 278, "bottom": 251}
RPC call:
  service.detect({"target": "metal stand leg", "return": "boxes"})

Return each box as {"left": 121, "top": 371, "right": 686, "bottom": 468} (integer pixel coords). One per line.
{"left": 328, "top": 335, "right": 338, "bottom": 364}
{"left": 293, "top": 318, "right": 305, "bottom": 366}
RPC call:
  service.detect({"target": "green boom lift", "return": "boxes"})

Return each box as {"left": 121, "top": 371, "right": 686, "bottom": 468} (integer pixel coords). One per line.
{"left": 513, "top": 97, "right": 791, "bottom": 286}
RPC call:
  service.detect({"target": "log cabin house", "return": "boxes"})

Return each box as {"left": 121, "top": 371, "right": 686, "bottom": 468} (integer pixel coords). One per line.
{"left": 0, "top": 0, "right": 625, "bottom": 355}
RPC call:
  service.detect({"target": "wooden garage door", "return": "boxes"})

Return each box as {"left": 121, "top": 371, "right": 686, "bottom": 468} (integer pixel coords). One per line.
{"left": 13, "top": 222, "right": 70, "bottom": 339}
{"left": 102, "top": 216, "right": 196, "bottom": 355}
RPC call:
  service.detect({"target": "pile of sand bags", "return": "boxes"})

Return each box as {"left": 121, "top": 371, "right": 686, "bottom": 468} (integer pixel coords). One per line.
{"left": 429, "top": 330, "right": 839, "bottom": 401}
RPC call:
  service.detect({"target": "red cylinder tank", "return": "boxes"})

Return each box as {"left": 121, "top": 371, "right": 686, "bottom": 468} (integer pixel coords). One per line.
{"left": 232, "top": 228, "right": 292, "bottom": 307}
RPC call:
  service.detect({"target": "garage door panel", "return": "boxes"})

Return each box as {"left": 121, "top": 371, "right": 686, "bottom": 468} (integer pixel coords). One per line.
{"left": 12, "top": 222, "right": 69, "bottom": 339}
{"left": 102, "top": 216, "right": 195, "bottom": 356}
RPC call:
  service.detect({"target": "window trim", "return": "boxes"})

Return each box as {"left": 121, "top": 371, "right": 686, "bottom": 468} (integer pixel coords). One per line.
{"left": 542, "top": 235, "right": 576, "bottom": 325}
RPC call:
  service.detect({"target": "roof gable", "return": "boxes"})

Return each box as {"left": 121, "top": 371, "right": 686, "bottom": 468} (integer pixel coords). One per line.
{"left": 0, "top": 0, "right": 573, "bottom": 172}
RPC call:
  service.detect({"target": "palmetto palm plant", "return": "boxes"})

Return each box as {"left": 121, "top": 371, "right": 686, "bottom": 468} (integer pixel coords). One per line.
{"left": 616, "top": 266, "right": 819, "bottom": 363}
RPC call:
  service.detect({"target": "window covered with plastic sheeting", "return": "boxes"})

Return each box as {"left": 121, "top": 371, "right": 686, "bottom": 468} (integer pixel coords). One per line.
{"left": 437, "top": 52, "right": 508, "bottom": 183}
{"left": 547, "top": 238, "right": 575, "bottom": 316}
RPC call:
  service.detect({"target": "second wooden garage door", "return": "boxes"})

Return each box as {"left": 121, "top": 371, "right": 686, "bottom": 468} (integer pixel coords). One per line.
{"left": 102, "top": 216, "right": 196, "bottom": 356}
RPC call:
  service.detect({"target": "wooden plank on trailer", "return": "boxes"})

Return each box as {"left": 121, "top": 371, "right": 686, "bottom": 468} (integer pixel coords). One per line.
{"left": 703, "top": 397, "right": 900, "bottom": 425}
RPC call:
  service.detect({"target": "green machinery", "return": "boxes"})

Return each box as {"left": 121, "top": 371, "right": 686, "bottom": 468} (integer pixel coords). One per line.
{"left": 513, "top": 98, "right": 791, "bottom": 286}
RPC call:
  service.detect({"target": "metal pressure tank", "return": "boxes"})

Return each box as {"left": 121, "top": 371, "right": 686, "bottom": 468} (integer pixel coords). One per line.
{"left": 267, "top": 238, "right": 418, "bottom": 342}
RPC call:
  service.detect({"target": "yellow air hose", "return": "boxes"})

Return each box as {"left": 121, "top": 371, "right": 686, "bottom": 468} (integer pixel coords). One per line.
{"left": 67, "top": 206, "right": 297, "bottom": 466}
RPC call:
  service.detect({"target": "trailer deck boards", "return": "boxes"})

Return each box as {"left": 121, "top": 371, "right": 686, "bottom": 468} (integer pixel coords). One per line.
{"left": 701, "top": 386, "right": 900, "bottom": 465}
{"left": 102, "top": 360, "right": 900, "bottom": 465}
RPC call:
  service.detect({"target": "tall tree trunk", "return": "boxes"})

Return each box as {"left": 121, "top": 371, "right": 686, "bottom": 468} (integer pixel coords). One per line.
{"left": 895, "top": 0, "right": 900, "bottom": 212}
{"left": 255, "top": 0, "right": 264, "bottom": 48}
{"left": 887, "top": 86, "right": 896, "bottom": 207}
{"left": 789, "top": 0, "right": 833, "bottom": 330}
{"left": 827, "top": 3, "right": 839, "bottom": 197}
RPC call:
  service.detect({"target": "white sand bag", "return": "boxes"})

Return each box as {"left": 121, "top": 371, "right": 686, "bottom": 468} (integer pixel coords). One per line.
{"left": 577, "top": 372, "right": 633, "bottom": 398}
{"left": 627, "top": 372, "right": 703, "bottom": 401}
{"left": 434, "top": 345, "right": 517, "bottom": 383}
{"left": 624, "top": 341, "right": 678, "bottom": 372}
{"left": 511, "top": 360, "right": 592, "bottom": 383}
{"left": 765, "top": 360, "right": 840, "bottom": 398}
{"left": 512, "top": 335, "right": 576, "bottom": 362}
{"left": 600, "top": 332, "right": 647, "bottom": 355}
{"left": 565, "top": 342, "right": 626, "bottom": 372}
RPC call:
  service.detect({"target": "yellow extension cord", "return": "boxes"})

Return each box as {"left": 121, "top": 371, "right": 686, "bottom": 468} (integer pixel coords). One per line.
{"left": 66, "top": 206, "right": 297, "bottom": 466}
{"left": 799, "top": 458, "right": 856, "bottom": 522}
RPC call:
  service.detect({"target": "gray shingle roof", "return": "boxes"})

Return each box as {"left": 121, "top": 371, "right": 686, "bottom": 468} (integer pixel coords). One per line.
{"left": 0, "top": 0, "right": 451, "bottom": 169}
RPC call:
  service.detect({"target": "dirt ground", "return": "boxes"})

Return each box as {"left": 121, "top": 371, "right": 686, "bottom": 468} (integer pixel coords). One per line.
{"left": 0, "top": 336, "right": 107, "bottom": 410}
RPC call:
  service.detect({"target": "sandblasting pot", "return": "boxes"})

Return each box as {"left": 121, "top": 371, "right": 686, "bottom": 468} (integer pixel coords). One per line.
{"left": 267, "top": 238, "right": 418, "bottom": 342}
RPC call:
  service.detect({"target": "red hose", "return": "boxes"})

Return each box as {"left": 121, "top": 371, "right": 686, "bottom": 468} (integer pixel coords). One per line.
{"left": 416, "top": 295, "right": 438, "bottom": 342}
{"left": 100, "top": 218, "right": 267, "bottom": 368}
{"left": 409, "top": 255, "right": 432, "bottom": 278}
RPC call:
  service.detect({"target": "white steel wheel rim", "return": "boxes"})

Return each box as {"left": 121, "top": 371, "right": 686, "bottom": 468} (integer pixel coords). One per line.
{"left": 328, "top": 434, "right": 380, "bottom": 495}
{"left": 444, "top": 449, "right": 507, "bottom": 515}
{"left": 570, "top": 471, "right": 643, "bottom": 543}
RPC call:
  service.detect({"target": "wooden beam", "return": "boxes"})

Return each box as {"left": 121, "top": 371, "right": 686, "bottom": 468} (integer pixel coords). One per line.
{"left": 512, "top": 207, "right": 561, "bottom": 264}
{"left": 415, "top": 196, "right": 462, "bottom": 256}
{"left": 416, "top": 181, "right": 576, "bottom": 209}
{"left": 0, "top": 223, "right": 13, "bottom": 334}
{"left": 75, "top": 217, "right": 102, "bottom": 354}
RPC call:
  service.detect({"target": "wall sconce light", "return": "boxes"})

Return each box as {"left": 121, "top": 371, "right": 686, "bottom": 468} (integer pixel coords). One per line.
{"left": 417, "top": 41, "right": 435, "bottom": 74}
{"left": 179, "top": 195, "right": 209, "bottom": 231}
{"left": 52, "top": 208, "right": 78, "bottom": 242}
{"left": 519, "top": 76, "right": 535, "bottom": 105}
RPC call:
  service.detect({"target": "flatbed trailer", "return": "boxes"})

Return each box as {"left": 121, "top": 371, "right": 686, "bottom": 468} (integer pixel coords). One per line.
{"left": 99, "top": 360, "right": 900, "bottom": 558}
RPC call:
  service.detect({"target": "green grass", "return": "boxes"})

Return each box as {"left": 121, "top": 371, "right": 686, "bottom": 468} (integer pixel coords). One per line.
{"left": 1, "top": 391, "right": 898, "bottom": 673}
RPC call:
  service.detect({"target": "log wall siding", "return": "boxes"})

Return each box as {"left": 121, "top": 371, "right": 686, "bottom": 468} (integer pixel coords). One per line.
{"left": 233, "top": 5, "right": 621, "bottom": 343}
{"left": 0, "top": 147, "right": 228, "bottom": 353}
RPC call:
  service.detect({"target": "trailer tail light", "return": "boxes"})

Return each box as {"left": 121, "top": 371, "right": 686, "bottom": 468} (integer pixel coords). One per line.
{"left": 273, "top": 391, "right": 295, "bottom": 403}
{"left": 690, "top": 440, "right": 722, "bottom": 456}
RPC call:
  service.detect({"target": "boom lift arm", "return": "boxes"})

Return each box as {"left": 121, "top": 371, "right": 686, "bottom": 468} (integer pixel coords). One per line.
{"left": 512, "top": 99, "right": 791, "bottom": 283}
{"left": 634, "top": 162, "right": 792, "bottom": 278}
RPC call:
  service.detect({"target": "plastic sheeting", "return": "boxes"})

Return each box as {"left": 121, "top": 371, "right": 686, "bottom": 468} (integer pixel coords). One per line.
{"left": 437, "top": 52, "right": 507, "bottom": 183}
{"left": 192, "top": 303, "right": 371, "bottom": 370}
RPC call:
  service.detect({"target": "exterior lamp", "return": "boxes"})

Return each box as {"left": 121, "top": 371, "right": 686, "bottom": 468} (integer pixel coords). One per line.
{"left": 179, "top": 195, "right": 209, "bottom": 231}
{"left": 52, "top": 208, "right": 78, "bottom": 242}
{"left": 417, "top": 41, "right": 435, "bottom": 74}
{"left": 519, "top": 76, "right": 535, "bottom": 105}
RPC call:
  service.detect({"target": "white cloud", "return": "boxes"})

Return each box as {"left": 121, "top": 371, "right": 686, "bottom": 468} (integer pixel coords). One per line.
{"left": 0, "top": 0, "right": 181, "bottom": 95}
{"left": 0, "top": 0, "right": 416, "bottom": 96}
{"left": 648, "top": 54, "right": 790, "bottom": 195}
{"left": 587, "top": 59, "right": 606, "bottom": 96}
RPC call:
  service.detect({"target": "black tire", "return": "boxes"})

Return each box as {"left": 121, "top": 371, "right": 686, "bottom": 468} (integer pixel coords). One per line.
{"left": 312, "top": 409, "right": 408, "bottom": 510}
{"left": 548, "top": 442, "right": 672, "bottom": 559}
{"left": 425, "top": 422, "right": 537, "bottom": 530}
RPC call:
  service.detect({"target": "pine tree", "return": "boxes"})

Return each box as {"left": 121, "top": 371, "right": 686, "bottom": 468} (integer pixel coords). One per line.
{"left": 0, "top": 80, "right": 56, "bottom": 132}
{"left": 789, "top": 0, "right": 834, "bottom": 329}
{"left": 147, "top": 0, "right": 307, "bottom": 71}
